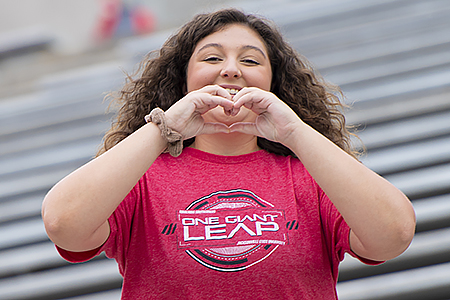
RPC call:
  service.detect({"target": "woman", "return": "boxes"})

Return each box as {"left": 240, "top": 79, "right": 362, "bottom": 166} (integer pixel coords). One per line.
{"left": 42, "top": 8, "right": 415, "bottom": 299}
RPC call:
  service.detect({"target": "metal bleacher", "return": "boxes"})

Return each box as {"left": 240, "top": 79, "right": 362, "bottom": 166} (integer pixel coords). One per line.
{"left": 0, "top": 0, "right": 449, "bottom": 299}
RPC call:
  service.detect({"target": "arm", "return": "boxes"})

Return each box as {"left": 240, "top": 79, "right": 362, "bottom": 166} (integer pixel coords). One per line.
{"left": 42, "top": 122, "right": 168, "bottom": 251}
{"left": 42, "top": 85, "right": 234, "bottom": 252}
{"left": 231, "top": 88, "right": 416, "bottom": 261}
{"left": 285, "top": 121, "right": 415, "bottom": 261}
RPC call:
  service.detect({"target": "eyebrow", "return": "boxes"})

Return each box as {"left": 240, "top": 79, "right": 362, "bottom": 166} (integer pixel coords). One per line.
{"left": 196, "top": 43, "right": 267, "bottom": 59}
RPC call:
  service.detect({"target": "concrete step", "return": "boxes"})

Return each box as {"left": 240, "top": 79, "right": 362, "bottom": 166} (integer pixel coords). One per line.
{"left": 339, "top": 215, "right": 450, "bottom": 280}
{"left": 386, "top": 163, "right": 450, "bottom": 200}
{"left": 0, "top": 258, "right": 121, "bottom": 300}
{"left": 338, "top": 261, "right": 450, "bottom": 300}
{"left": 361, "top": 136, "right": 450, "bottom": 176}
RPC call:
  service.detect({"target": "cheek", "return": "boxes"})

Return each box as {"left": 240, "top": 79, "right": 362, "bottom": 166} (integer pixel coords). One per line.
{"left": 249, "top": 69, "right": 272, "bottom": 91}
{"left": 186, "top": 64, "right": 218, "bottom": 92}
{"left": 185, "top": 67, "right": 196, "bottom": 92}
{"left": 264, "top": 74, "right": 273, "bottom": 90}
{"left": 186, "top": 60, "right": 201, "bottom": 92}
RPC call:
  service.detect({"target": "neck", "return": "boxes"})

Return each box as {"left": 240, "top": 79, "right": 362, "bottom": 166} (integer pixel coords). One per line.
{"left": 190, "top": 133, "right": 260, "bottom": 156}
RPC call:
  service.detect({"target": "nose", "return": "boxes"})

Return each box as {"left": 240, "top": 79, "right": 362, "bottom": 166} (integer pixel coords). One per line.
{"left": 220, "top": 60, "right": 242, "bottom": 78}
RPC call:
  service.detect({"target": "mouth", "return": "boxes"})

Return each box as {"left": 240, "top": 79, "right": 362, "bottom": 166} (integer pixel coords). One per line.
{"left": 220, "top": 85, "right": 242, "bottom": 97}
{"left": 226, "top": 88, "right": 239, "bottom": 96}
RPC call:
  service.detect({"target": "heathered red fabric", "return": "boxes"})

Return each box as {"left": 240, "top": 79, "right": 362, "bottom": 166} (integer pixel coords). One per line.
{"left": 57, "top": 148, "right": 377, "bottom": 299}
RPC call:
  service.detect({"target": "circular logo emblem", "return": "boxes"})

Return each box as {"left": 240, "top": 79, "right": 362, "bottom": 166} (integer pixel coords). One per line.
{"left": 178, "top": 189, "right": 287, "bottom": 272}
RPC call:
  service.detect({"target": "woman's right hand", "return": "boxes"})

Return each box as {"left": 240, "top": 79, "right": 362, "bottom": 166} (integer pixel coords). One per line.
{"left": 164, "top": 85, "right": 234, "bottom": 139}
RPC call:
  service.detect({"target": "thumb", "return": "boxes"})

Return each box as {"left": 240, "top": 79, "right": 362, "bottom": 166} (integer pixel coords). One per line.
{"left": 229, "top": 122, "right": 261, "bottom": 136}
{"left": 198, "top": 122, "right": 231, "bottom": 136}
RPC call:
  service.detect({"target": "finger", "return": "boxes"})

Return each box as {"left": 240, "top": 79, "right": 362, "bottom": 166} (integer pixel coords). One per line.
{"left": 230, "top": 90, "right": 253, "bottom": 115}
{"left": 190, "top": 94, "right": 233, "bottom": 115}
{"left": 232, "top": 93, "right": 269, "bottom": 116}
{"left": 200, "top": 85, "right": 233, "bottom": 100}
{"left": 232, "top": 87, "right": 254, "bottom": 106}
{"left": 233, "top": 88, "right": 266, "bottom": 107}
{"left": 200, "top": 95, "right": 235, "bottom": 112}
{"left": 210, "top": 95, "right": 235, "bottom": 110}
{"left": 223, "top": 106, "right": 233, "bottom": 116}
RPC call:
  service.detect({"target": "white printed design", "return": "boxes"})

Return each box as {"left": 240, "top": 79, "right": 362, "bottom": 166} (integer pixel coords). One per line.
{"left": 177, "top": 189, "right": 288, "bottom": 272}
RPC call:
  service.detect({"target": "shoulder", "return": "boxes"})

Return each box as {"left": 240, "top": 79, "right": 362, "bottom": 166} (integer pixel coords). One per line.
{"left": 267, "top": 152, "right": 309, "bottom": 176}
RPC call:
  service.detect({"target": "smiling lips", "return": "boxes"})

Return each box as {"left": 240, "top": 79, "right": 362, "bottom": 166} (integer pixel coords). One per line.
{"left": 218, "top": 85, "right": 241, "bottom": 99}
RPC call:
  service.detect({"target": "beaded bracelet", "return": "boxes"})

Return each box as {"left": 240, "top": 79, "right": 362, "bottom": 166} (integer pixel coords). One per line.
{"left": 144, "top": 108, "right": 183, "bottom": 157}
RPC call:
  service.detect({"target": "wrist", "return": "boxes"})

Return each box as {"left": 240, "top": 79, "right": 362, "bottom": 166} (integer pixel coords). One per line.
{"left": 278, "top": 120, "right": 308, "bottom": 151}
{"left": 145, "top": 108, "right": 184, "bottom": 157}
{"left": 143, "top": 122, "right": 169, "bottom": 154}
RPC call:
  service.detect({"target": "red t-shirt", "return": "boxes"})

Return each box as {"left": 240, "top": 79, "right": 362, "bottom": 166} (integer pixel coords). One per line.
{"left": 58, "top": 148, "right": 377, "bottom": 299}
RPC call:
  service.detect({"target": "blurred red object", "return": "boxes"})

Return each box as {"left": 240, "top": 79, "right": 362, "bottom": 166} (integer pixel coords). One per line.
{"left": 94, "top": 0, "right": 156, "bottom": 42}
{"left": 130, "top": 5, "right": 156, "bottom": 35}
{"left": 94, "top": 0, "right": 122, "bottom": 41}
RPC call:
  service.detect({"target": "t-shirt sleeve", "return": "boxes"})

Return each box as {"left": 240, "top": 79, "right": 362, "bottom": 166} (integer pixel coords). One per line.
{"left": 318, "top": 187, "right": 384, "bottom": 266}
{"left": 55, "top": 183, "right": 140, "bottom": 272}
{"left": 55, "top": 213, "right": 121, "bottom": 263}
{"left": 56, "top": 245, "right": 103, "bottom": 263}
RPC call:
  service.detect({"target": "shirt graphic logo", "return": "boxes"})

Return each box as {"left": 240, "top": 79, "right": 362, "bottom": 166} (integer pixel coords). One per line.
{"left": 177, "top": 189, "right": 288, "bottom": 272}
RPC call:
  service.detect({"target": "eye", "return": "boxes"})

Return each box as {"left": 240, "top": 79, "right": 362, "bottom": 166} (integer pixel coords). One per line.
{"left": 203, "top": 56, "right": 222, "bottom": 62}
{"left": 241, "top": 58, "right": 260, "bottom": 65}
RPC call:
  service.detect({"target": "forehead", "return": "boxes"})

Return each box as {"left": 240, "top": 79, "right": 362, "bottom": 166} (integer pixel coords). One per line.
{"left": 194, "top": 24, "right": 269, "bottom": 55}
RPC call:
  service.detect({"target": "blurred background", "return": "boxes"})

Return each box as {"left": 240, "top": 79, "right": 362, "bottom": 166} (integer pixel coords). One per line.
{"left": 1, "top": 0, "right": 450, "bottom": 299}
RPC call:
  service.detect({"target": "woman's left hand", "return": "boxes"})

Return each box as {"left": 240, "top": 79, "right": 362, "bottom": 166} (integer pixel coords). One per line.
{"left": 229, "top": 87, "right": 303, "bottom": 146}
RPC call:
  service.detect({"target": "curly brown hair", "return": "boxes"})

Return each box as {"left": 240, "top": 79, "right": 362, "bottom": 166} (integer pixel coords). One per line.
{"left": 97, "top": 8, "right": 360, "bottom": 158}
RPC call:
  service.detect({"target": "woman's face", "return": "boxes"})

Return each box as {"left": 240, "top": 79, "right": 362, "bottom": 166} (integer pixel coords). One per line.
{"left": 186, "top": 24, "right": 272, "bottom": 125}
